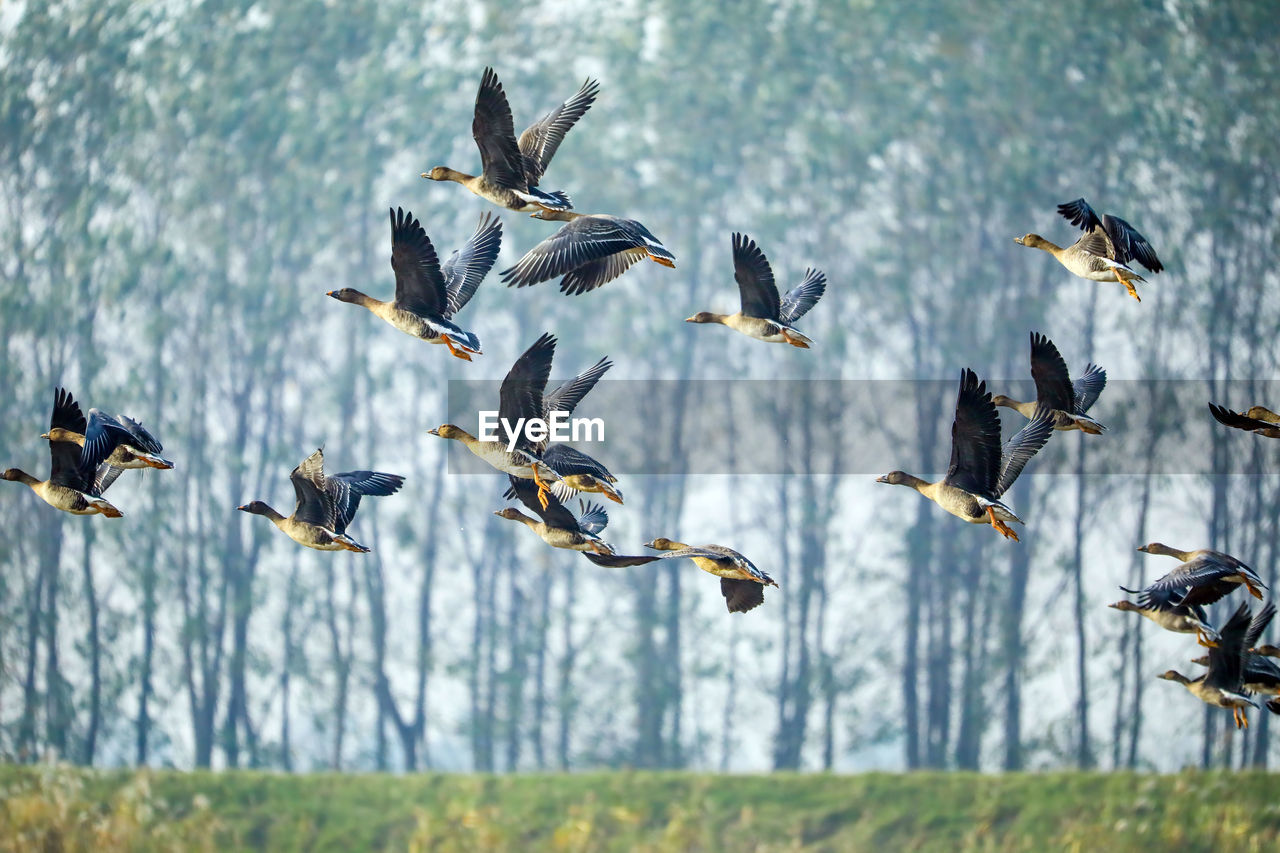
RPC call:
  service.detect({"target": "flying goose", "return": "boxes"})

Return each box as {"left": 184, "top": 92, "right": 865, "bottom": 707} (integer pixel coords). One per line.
{"left": 876, "top": 369, "right": 1054, "bottom": 540}
{"left": 422, "top": 67, "right": 597, "bottom": 213}
{"left": 685, "top": 232, "right": 826, "bottom": 348}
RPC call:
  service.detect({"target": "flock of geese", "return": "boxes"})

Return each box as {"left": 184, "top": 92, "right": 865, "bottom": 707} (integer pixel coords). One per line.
{"left": 3, "top": 69, "right": 1277, "bottom": 722}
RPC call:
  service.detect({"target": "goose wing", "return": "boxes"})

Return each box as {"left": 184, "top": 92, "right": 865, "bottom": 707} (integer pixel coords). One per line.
{"left": 508, "top": 475, "right": 580, "bottom": 531}
{"left": 516, "top": 77, "right": 599, "bottom": 185}
{"left": 575, "top": 500, "right": 609, "bottom": 536}
{"left": 1210, "top": 403, "right": 1277, "bottom": 434}
{"left": 943, "top": 369, "right": 1001, "bottom": 497}
{"left": 731, "top": 233, "right": 781, "bottom": 320}
{"left": 583, "top": 552, "right": 660, "bottom": 568}
{"left": 996, "top": 406, "right": 1055, "bottom": 496}
{"left": 1205, "top": 601, "right": 1251, "bottom": 693}
{"left": 1028, "top": 332, "right": 1076, "bottom": 413}
{"left": 1246, "top": 601, "right": 1276, "bottom": 650}
{"left": 499, "top": 333, "right": 556, "bottom": 432}
{"left": 390, "top": 207, "right": 448, "bottom": 317}
{"left": 81, "top": 409, "right": 134, "bottom": 472}
{"left": 542, "top": 356, "right": 611, "bottom": 418}
{"left": 721, "top": 578, "right": 766, "bottom": 613}
{"left": 48, "top": 387, "right": 90, "bottom": 490}
{"left": 471, "top": 67, "right": 526, "bottom": 190}
{"left": 116, "top": 414, "right": 164, "bottom": 454}
{"left": 501, "top": 216, "right": 651, "bottom": 289}
{"left": 441, "top": 212, "right": 502, "bottom": 316}
{"left": 1101, "top": 213, "right": 1162, "bottom": 273}
{"left": 1072, "top": 364, "right": 1107, "bottom": 414}
{"left": 541, "top": 444, "right": 615, "bottom": 481}
{"left": 557, "top": 250, "right": 648, "bottom": 295}
{"left": 290, "top": 448, "right": 337, "bottom": 529}
{"left": 328, "top": 470, "right": 405, "bottom": 534}
{"left": 778, "top": 268, "right": 826, "bottom": 325}
{"left": 1056, "top": 198, "right": 1104, "bottom": 233}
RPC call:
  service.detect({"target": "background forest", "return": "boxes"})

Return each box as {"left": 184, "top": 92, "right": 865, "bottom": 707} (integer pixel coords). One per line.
{"left": 1, "top": 0, "right": 1278, "bottom": 777}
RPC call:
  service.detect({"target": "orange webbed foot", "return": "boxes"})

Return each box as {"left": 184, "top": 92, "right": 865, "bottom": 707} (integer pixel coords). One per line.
{"left": 986, "top": 506, "right": 1019, "bottom": 541}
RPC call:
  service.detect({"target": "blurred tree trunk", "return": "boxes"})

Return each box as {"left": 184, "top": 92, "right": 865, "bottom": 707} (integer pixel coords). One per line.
{"left": 1001, "top": 479, "right": 1034, "bottom": 770}
{"left": 557, "top": 560, "right": 578, "bottom": 771}
{"left": 42, "top": 518, "right": 68, "bottom": 759}
{"left": 530, "top": 561, "right": 552, "bottom": 769}
{"left": 925, "top": 521, "right": 955, "bottom": 768}
{"left": 79, "top": 529, "right": 100, "bottom": 765}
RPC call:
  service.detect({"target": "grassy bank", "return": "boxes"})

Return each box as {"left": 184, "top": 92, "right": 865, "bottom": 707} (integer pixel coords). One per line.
{"left": 1, "top": 764, "right": 1277, "bottom": 851}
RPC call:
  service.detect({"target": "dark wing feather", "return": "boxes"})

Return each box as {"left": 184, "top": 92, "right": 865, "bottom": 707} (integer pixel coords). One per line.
{"left": 1132, "top": 585, "right": 1179, "bottom": 611}
{"left": 471, "top": 67, "right": 526, "bottom": 189}
{"left": 500, "top": 217, "right": 650, "bottom": 289}
{"left": 1102, "top": 213, "right": 1162, "bottom": 273}
{"left": 778, "top": 268, "right": 826, "bottom": 325}
{"left": 1072, "top": 364, "right": 1107, "bottom": 414}
{"left": 508, "top": 475, "right": 580, "bottom": 531}
{"left": 1148, "top": 558, "right": 1238, "bottom": 593}
{"left": 117, "top": 414, "right": 163, "bottom": 454}
{"left": 48, "top": 387, "right": 90, "bottom": 490}
{"left": 390, "top": 207, "right": 448, "bottom": 317}
{"left": 1175, "top": 578, "right": 1239, "bottom": 609}
{"left": 329, "top": 470, "right": 405, "bottom": 534}
{"left": 558, "top": 250, "right": 647, "bottom": 295}
{"left": 543, "top": 356, "right": 611, "bottom": 418}
{"left": 1057, "top": 198, "right": 1104, "bottom": 233}
{"left": 1209, "top": 403, "right": 1276, "bottom": 434}
{"left": 442, "top": 212, "right": 502, "bottom": 316}
{"left": 1247, "top": 601, "right": 1276, "bottom": 649}
{"left": 540, "top": 444, "right": 615, "bottom": 481}
{"left": 1205, "top": 601, "right": 1252, "bottom": 693}
{"left": 499, "top": 333, "right": 556, "bottom": 427}
{"left": 575, "top": 501, "right": 608, "bottom": 536}
{"left": 81, "top": 409, "right": 132, "bottom": 472}
{"left": 731, "top": 233, "right": 781, "bottom": 320}
{"left": 1028, "top": 332, "right": 1076, "bottom": 413}
{"left": 721, "top": 578, "right": 766, "bottom": 613}
{"left": 943, "top": 369, "right": 1001, "bottom": 497}
{"left": 583, "top": 552, "right": 660, "bottom": 568}
{"left": 289, "top": 448, "right": 337, "bottom": 529}
{"left": 516, "top": 77, "right": 599, "bottom": 184}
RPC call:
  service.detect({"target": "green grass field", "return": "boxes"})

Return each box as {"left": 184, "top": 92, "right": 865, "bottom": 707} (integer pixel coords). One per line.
{"left": 2, "top": 764, "right": 1278, "bottom": 851}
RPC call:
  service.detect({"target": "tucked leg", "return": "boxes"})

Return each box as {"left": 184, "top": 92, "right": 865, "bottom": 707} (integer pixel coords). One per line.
{"left": 1116, "top": 271, "right": 1141, "bottom": 302}
{"left": 986, "top": 506, "right": 1020, "bottom": 542}
{"left": 531, "top": 463, "right": 552, "bottom": 511}
{"left": 441, "top": 335, "right": 473, "bottom": 362}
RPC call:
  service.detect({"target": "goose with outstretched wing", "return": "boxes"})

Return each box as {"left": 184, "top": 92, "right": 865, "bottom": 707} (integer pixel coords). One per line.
{"left": 423, "top": 68, "right": 597, "bottom": 214}
{"left": 877, "top": 368, "right": 1054, "bottom": 541}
